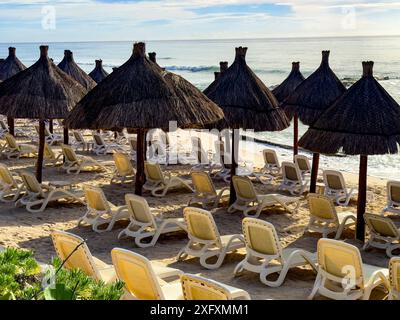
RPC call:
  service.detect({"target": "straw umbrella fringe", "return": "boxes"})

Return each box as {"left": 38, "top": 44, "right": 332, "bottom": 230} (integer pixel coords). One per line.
{"left": 0, "top": 47, "right": 27, "bottom": 136}
{"left": 204, "top": 47, "right": 289, "bottom": 203}
{"left": 273, "top": 62, "right": 305, "bottom": 158}
{"left": 299, "top": 61, "right": 400, "bottom": 241}
{"left": 66, "top": 42, "right": 223, "bottom": 195}
{"left": 0, "top": 46, "right": 87, "bottom": 182}
{"left": 89, "top": 59, "right": 109, "bottom": 84}
{"left": 282, "top": 51, "right": 346, "bottom": 192}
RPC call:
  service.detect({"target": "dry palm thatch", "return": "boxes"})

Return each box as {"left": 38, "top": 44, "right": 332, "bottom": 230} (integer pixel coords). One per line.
{"left": 89, "top": 59, "right": 109, "bottom": 83}
{"left": 58, "top": 50, "right": 96, "bottom": 91}
{"left": 204, "top": 47, "right": 289, "bottom": 131}
{"left": 0, "top": 46, "right": 87, "bottom": 182}
{"left": 282, "top": 51, "right": 346, "bottom": 125}
{"left": 299, "top": 61, "right": 400, "bottom": 241}
{"left": 66, "top": 42, "right": 223, "bottom": 195}
{"left": 0, "top": 47, "right": 26, "bottom": 81}
{"left": 273, "top": 62, "right": 305, "bottom": 104}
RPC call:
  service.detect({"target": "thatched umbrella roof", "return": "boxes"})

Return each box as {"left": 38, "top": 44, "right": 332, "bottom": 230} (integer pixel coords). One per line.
{"left": 0, "top": 46, "right": 87, "bottom": 119}
{"left": 299, "top": 61, "right": 400, "bottom": 241}
{"left": 58, "top": 50, "right": 96, "bottom": 91}
{"left": 204, "top": 47, "right": 289, "bottom": 131}
{"left": 282, "top": 51, "right": 346, "bottom": 125}
{"left": 273, "top": 62, "right": 305, "bottom": 104}
{"left": 65, "top": 42, "right": 223, "bottom": 131}
{"left": 89, "top": 59, "right": 109, "bottom": 84}
{"left": 0, "top": 47, "right": 26, "bottom": 81}
{"left": 299, "top": 61, "right": 400, "bottom": 155}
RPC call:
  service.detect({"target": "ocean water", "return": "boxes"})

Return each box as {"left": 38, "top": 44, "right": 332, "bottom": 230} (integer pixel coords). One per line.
{"left": 1, "top": 36, "right": 400, "bottom": 180}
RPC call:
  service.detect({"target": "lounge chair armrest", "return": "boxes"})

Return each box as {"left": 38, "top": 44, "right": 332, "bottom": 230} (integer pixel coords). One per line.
{"left": 365, "top": 270, "right": 390, "bottom": 292}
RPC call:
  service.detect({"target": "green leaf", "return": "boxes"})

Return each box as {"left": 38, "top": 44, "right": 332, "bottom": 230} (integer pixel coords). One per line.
{"left": 44, "top": 284, "right": 76, "bottom": 300}
{"left": 0, "top": 291, "right": 16, "bottom": 300}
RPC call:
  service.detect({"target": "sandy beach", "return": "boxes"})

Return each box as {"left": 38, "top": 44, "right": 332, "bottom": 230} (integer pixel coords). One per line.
{"left": 0, "top": 126, "right": 396, "bottom": 300}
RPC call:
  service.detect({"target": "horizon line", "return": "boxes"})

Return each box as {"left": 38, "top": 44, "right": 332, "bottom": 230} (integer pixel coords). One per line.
{"left": 1, "top": 34, "right": 400, "bottom": 45}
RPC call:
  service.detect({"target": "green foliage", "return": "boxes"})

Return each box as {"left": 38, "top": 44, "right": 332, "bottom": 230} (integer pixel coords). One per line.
{"left": 0, "top": 247, "right": 42, "bottom": 300}
{"left": 0, "top": 248, "right": 124, "bottom": 300}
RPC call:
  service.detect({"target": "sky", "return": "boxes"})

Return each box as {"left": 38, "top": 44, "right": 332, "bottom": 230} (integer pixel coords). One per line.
{"left": 1, "top": 0, "right": 400, "bottom": 42}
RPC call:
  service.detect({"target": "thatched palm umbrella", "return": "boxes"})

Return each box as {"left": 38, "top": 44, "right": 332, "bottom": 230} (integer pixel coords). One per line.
{"left": 89, "top": 59, "right": 109, "bottom": 84}
{"left": 0, "top": 46, "right": 87, "bottom": 182}
{"left": 282, "top": 51, "right": 346, "bottom": 192}
{"left": 299, "top": 61, "right": 400, "bottom": 241}
{"left": 57, "top": 50, "right": 96, "bottom": 142}
{"left": 273, "top": 62, "right": 305, "bottom": 158}
{"left": 0, "top": 47, "right": 27, "bottom": 135}
{"left": 66, "top": 42, "right": 223, "bottom": 195}
{"left": 204, "top": 47, "right": 290, "bottom": 203}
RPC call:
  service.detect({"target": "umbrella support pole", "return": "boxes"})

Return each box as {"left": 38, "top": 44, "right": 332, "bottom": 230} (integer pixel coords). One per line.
{"left": 135, "top": 129, "right": 147, "bottom": 196}
{"left": 63, "top": 127, "right": 69, "bottom": 145}
{"left": 7, "top": 117, "right": 14, "bottom": 136}
{"left": 293, "top": 115, "right": 299, "bottom": 160}
{"left": 309, "top": 153, "right": 320, "bottom": 193}
{"left": 36, "top": 120, "right": 45, "bottom": 183}
{"left": 49, "top": 119, "right": 53, "bottom": 134}
{"left": 229, "top": 129, "right": 239, "bottom": 205}
{"left": 356, "top": 155, "right": 368, "bottom": 242}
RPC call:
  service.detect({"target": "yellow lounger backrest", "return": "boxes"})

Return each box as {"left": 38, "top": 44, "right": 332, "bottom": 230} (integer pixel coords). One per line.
{"left": 184, "top": 207, "right": 219, "bottom": 242}
{"left": 389, "top": 257, "right": 400, "bottom": 293}
{"left": 51, "top": 230, "right": 100, "bottom": 280}
{"left": 318, "top": 239, "right": 363, "bottom": 285}
{"left": 20, "top": 171, "right": 42, "bottom": 193}
{"left": 295, "top": 155, "right": 310, "bottom": 171}
{"left": 93, "top": 134, "right": 104, "bottom": 146}
{"left": 44, "top": 143, "right": 54, "bottom": 159}
{"left": 307, "top": 193, "right": 337, "bottom": 221}
{"left": 73, "top": 131, "right": 84, "bottom": 142}
{"left": 263, "top": 149, "right": 278, "bottom": 166}
{"left": 282, "top": 162, "right": 300, "bottom": 181}
{"left": 232, "top": 176, "right": 257, "bottom": 201}
{"left": 388, "top": 181, "right": 400, "bottom": 203}
{"left": 364, "top": 214, "right": 399, "bottom": 238}
{"left": 324, "top": 171, "right": 344, "bottom": 190}
{"left": 5, "top": 133, "right": 18, "bottom": 150}
{"left": 129, "top": 138, "right": 137, "bottom": 151}
{"left": 0, "top": 120, "right": 7, "bottom": 130}
{"left": 62, "top": 144, "right": 78, "bottom": 162}
{"left": 0, "top": 163, "right": 15, "bottom": 186}
{"left": 242, "top": 218, "right": 280, "bottom": 256}
{"left": 144, "top": 162, "right": 164, "bottom": 182}
{"left": 111, "top": 248, "right": 164, "bottom": 300}
{"left": 181, "top": 274, "right": 229, "bottom": 300}
{"left": 125, "top": 194, "right": 155, "bottom": 225}
{"left": 84, "top": 185, "right": 110, "bottom": 212}
{"left": 191, "top": 171, "right": 215, "bottom": 195}
{"left": 113, "top": 152, "right": 133, "bottom": 176}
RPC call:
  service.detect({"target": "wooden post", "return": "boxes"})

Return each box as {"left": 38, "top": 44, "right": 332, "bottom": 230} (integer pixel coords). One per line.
{"left": 229, "top": 128, "right": 239, "bottom": 205}
{"left": 49, "top": 119, "right": 54, "bottom": 134}
{"left": 293, "top": 114, "right": 299, "bottom": 159}
{"left": 7, "top": 117, "right": 14, "bottom": 136}
{"left": 309, "top": 153, "right": 320, "bottom": 193}
{"left": 356, "top": 155, "right": 368, "bottom": 242}
{"left": 135, "top": 129, "right": 147, "bottom": 196}
{"left": 63, "top": 127, "right": 69, "bottom": 145}
{"left": 36, "top": 120, "right": 45, "bottom": 183}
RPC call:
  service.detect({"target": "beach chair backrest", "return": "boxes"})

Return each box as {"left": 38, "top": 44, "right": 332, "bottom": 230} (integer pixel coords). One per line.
{"left": 323, "top": 170, "right": 345, "bottom": 191}
{"left": 294, "top": 155, "right": 311, "bottom": 172}
{"left": 93, "top": 133, "right": 105, "bottom": 146}
{"left": 388, "top": 181, "right": 400, "bottom": 204}
{"left": 364, "top": 214, "right": 399, "bottom": 238}
{"left": 51, "top": 230, "right": 101, "bottom": 280}
{"left": 125, "top": 194, "right": 155, "bottom": 226}
{"left": 144, "top": 162, "right": 164, "bottom": 182}
{"left": 84, "top": 185, "right": 110, "bottom": 212}
{"left": 191, "top": 171, "right": 216, "bottom": 195}
{"left": 73, "top": 131, "right": 84, "bottom": 143}
{"left": 183, "top": 207, "right": 219, "bottom": 242}
{"left": 44, "top": 143, "right": 54, "bottom": 159}
{"left": 20, "top": 171, "right": 42, "bottom": 194}
{"left": 0, "top": 120, "right": 7, "bottom": 130}
{"left": 232, "top": 176, "right": 257, "bottom": 201}
{"left": 282, "top": 161, "right": 301, "bottom": 182}
{"left": 5, "top": 133, "right": 18, "bottom": 150}
{"left": 263, "top": 149, "right": 279, "bottom": 166}
{"left": 0, "top": 163, "right": 15, "bottom": 186}
{"left": 181, "top": 274, "right": 230, "bottom": 300}
{"left": 389, "top": 257, "right": 400, "bottom": 294}
{"left": 34, "top": 125, "right": 40, "bottom": 135}
{"left": 307, "top": 193, "right": 337, "bottom": 221}
{"left": 214, "top": 140, "right": 226, "bottom": 166}
{"left": 242, "top": 218, "right": 281, "bottom": 256}
{"left": 317, "top": 239, "right": 363, "bottom": 287}
{"left": 44, "top": 125, "right": 51, "bottom": 137}
{"left": 128, "top": 138, "right": 137, "bottom": 151}
{"left": 113, "top": 152, "right": 133, "bottom": 176}
{"left": 111, "top": 248, "right": 164, "bottom": 300}
{"left": 191, "top": 136, "right": 208, "bottom": 164}
{"left": 62, "top": 144, "right": 78, "bottom": 162}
